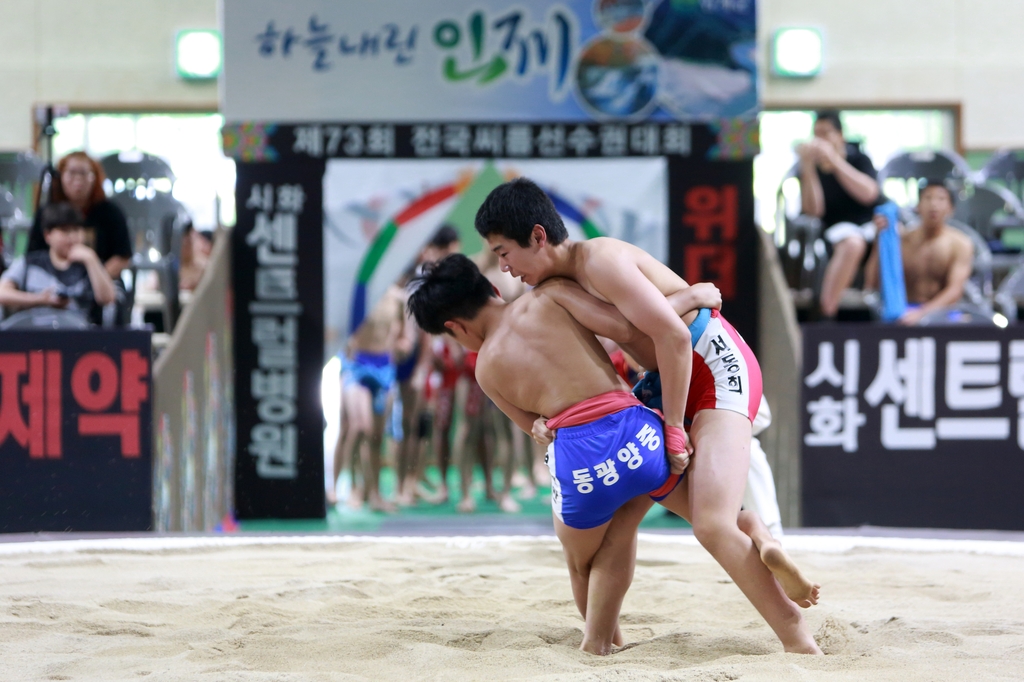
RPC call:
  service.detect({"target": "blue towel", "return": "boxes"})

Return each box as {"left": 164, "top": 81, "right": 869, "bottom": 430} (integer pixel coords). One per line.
{"left": 876, "top": 202, "right": 907, "bottom": 322}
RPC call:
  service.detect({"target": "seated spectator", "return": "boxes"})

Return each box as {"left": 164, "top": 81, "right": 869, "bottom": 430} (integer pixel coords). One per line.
{"left": 28, "top": 151, "right": 133, "bottom": 280}
{"left": 864, "top": 180, "right": 974, "bottom": 326}
{"left": 0, "top": 203, "right": 116, "bottom": 321}
{"left": 796, "top": 110, "right": 881, "bottom": 318}
{"left": 179, "top": 223, "right": 213, "bottom": 291}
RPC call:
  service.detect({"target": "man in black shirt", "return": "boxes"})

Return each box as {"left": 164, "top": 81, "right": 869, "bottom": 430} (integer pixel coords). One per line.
{"left": 797, "top": 110, "right": 881, "bottom": 318}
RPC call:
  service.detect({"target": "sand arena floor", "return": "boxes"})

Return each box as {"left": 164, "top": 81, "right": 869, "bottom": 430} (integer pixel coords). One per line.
{"left": 2, "top": 534, "right": 1024, "bottom": 681}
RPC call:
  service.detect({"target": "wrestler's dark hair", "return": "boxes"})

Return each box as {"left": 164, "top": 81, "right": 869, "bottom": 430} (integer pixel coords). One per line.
{"left": 40, "top": 202, "right": 85, "bottom": 233}
{"left": 429, "top": 224, "right": 460, "bottom": 249}
{"left": 814, "top": 110, "right": 843, "bottom": 133}
{"left": 918, "top": 177, "right": 956, "bottom": 206}
{"left": 475, "top": 177, "right": 568, "bottom": 247}
{"left": 407, "top": 254, "right": 496, "bottom": 335}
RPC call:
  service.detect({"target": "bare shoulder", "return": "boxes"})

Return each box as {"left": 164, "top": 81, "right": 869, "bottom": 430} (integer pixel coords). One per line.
{"left": 584, "top": 237, "right": 642, "bottom": 262}
{"left": 947, "top": 226, "right": 974, "bottom": 254}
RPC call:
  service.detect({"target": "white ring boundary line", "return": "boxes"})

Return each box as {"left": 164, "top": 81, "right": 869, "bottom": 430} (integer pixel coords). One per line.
{"left": 0, "top": 533, "right": 1021, "bottom": 557}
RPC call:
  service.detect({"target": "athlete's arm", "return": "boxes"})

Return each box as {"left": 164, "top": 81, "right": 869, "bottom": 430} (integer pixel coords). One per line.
{"left": 540, "top": 279, "right": 638, "bottom": 344}
{"left": 665, "top": 282, "right": 721, "bottom": 316}
{"left": 586, "top": 249, "right": 692, "bottom": 448}
{"left": 476, "top": 370, "right": 541, "bottom": 435}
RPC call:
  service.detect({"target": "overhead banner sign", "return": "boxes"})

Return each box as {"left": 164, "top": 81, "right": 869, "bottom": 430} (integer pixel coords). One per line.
{"left": 802, "top": 325, "right": 1024, "bottom": 531}
{"left": 222, "top": 0, "right": 757, "bottom": 123}
{"left": 0, "top": 331, "right": 153, "bottom": 533}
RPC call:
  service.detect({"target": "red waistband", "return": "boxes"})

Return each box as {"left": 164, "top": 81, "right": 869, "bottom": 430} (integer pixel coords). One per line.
{"left": 546, "top": 391, "right": 643, "bottom": 430}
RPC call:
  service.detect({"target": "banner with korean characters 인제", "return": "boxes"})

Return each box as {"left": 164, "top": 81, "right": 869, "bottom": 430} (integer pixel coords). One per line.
{"left": 221, "top": 0, "right": 758, "bottom": 123}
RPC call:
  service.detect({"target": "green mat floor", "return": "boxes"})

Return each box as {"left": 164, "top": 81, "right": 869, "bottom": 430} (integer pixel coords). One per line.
{"left": 240, "top": 465, "right": 691, "bottom": 534}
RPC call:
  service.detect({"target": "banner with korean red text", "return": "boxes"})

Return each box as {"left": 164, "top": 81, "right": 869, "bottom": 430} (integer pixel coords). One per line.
{"left": 0, "top": 331, "right": 152, "bottom": 532}
{"left": 802, "top": 324, "right": 1024, "bottom": 530}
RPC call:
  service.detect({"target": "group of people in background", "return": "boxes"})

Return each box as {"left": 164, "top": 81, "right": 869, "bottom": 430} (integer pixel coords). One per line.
{"left": 327, "top": 225, "right": 548, "bottom": 513}
{"left": 798, "top": 110, "right": 973, "bottom": 324}
{"left": 0, "top": 150, "right": 211, "bottom": 329}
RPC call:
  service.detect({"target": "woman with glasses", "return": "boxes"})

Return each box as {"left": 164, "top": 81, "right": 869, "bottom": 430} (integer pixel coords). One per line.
{"left": 27, "top": 151, "right": 132, "bottom": 323}
{"left": 29, "top": 152, "right": 132, "bottom": 278}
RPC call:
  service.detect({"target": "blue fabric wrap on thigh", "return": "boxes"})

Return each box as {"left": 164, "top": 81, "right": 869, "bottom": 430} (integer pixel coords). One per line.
{"left": 550, "top": 405, "right": 671, "bottom": 530}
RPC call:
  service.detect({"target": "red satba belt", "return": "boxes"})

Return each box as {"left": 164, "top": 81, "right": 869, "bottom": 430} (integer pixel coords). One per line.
{"left": 545, "top": 390, "right": 643, "bottom": 430}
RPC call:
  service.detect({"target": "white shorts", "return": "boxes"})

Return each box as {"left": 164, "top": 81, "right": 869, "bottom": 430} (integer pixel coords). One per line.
{"left": 824, "top": 220, "right": 877, "bottom": 245}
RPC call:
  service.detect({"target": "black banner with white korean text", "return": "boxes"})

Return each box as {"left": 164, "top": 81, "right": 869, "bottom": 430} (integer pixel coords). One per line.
{"left": 802, "top": 324, "right": 1024, "bottom": 530}
{"left": 233, "top": 161, "right": 325, "bottom": 519}
{"left": 0, "top": 331, "right": 152, "bottom": 532}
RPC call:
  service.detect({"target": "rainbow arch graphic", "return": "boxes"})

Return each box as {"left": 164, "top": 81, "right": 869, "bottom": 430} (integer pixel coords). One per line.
{"left": 348, "top": 183, "right": 603, "bottom": 334}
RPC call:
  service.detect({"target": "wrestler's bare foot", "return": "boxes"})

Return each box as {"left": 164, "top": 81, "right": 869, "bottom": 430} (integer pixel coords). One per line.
{"left": 367, "top": 494, "right": 397, "bottom": 513}
{"left": 347, "top": 487, "right": 365, "bottom": 510}
{"left": 580, "top": 626, "right": 624, "bottom": 656}
{"left": 415, "top": 482, "right": 448, "bottom": 505}
{"left": 498, "top": 493, "right": 521, "bottom": 513}
{"left": 325, "top": 489, "right": 338, "bottom": 506}
{"left": 516, "top": 482, "right": 537, "bottom": 501}
{"left": 760, "top": 540, "right": 820, "bottom": 608}
{"left": 786, "top": 641, "right": 824, "bottom": 654}
{"left": 456, "top": 496, "right": 477, "bottom": 513}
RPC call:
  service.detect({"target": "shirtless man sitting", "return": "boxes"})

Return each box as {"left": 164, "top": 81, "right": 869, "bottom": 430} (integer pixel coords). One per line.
{"left": 407, "top": 254, "right": 821, "bottom": 656}
{"left": 865, "top": 179, "right": 974, "bottom": 326}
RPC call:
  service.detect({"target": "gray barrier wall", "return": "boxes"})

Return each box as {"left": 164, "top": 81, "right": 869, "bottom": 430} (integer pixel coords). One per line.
{"left": 756, "top": 228, "right": 803, "bottom": 528}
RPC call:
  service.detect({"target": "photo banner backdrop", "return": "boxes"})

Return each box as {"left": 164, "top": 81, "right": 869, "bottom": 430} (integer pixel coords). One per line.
{"left": 223, "top": 0, "right": 760, "bottom": 519}
{"left": 228, "top": 121, "right": 759, "bottom": 519}
{"left": 0, "top": 331, "right": 153, "bottom": 532}
{"left": 223, "top": 0, "right": 758, "bottom": 124}
{"left": 802, "top": 325, "right": 1024, "bottom": 530}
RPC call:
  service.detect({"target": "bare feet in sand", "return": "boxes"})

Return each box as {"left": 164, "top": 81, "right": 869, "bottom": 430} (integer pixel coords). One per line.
{"left": 759, "top": 540, "right": 820, "bottom": 608}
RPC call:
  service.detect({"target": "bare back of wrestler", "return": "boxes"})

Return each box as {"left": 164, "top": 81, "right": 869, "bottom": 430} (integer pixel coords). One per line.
{"left": 475, "top": 285, "right": 624, "bottom": 427}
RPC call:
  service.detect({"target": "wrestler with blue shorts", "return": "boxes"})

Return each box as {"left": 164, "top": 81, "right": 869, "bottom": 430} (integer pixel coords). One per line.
{"left": 408, "top": 254, "right": 819, "bottom": 657}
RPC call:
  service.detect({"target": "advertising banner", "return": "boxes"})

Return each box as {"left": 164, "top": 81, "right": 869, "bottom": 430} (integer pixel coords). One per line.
{"left": 802, "top": 325, "right": 1024, "bottom": 530}
{"left": 0, "top": 331, "right": 153, "bottom": 532}
{"left": 233, "top": 161, "right": 326, "bottom": 519}
{"left": 223, "top": 0, "right": 758, "bottom": 123}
